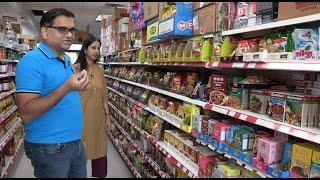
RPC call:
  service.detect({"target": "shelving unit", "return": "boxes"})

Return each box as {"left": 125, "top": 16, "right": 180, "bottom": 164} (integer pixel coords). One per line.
{"left": 109, "top": 115, "right": 170, "bottom": 178}
{"left": 0, "top": 119, "right": 22, "bottom": 150}
{"left": 102, "top": 2, "right": 320, "bottom": 179}
{"left": 108, "top": 101, "right": 195, "bottom": 178}
{"left": 0, "top": 72, "right": 15, "bottom": 79}
{"left": 221, "top": 13, "right": 320, "bottom": 36}
{"left": 0, "top": 59, "right": 19, "bottom": 63}
{"left": 0, "top": 140, "right": 24, "bottom": 178}
{"left": 107, "top": 131, "right": 142, "bottom": 178}
{"left": 0, "top": 41, "right": 25, "bottom": 178}
{"left": 0, "top": 106, "right": 18, "bottom": 124}
{"left": 107, "top": 87, "right": 284, "bottom": 178}
{"left": 0, "top": 89, "right": 16, "bottom": 102}
{"left": 103, "top": 61, "right": 320, "bottom": 72}
{"left": 106, "top": 75, "right": 320, "bottom": 144}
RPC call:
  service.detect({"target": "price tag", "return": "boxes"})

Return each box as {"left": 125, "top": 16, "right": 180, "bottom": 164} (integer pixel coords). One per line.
{"left": 239, "top": 114, "right": 248, "bottom": 121}
{"left": 247, "top": 63, "right": 256, "bottom": 69}
{"left": 228, "top": 111, "right": 236, "bottom": 117}
{"left": 232, "top": 63, "right": 245, "bottom": 68}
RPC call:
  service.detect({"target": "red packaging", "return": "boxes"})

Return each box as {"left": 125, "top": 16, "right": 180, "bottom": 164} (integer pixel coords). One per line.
{"left": 212, "top": 122, "right": 231, "bottom": 142}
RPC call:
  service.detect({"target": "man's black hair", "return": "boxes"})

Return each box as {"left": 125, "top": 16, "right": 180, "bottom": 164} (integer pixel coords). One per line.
{"left": 40, "top": 8, "right": 75, "bottom": 27}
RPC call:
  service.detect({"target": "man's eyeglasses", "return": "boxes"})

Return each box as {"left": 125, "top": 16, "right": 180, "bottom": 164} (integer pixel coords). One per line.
{"left": 46, "top": 26, "right": 78, "bottom": 35}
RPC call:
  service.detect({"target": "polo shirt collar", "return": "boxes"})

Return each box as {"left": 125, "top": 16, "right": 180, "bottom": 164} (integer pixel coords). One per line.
{"left": 38, "top": 41, "right": 68, "bottom": 60}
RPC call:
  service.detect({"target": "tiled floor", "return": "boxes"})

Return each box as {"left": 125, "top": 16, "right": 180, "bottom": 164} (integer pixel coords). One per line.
{"left": 7, "top": 137, "right": 134, "bottom": 178}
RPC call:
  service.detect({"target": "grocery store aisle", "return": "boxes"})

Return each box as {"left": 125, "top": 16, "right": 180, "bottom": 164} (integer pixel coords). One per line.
{"left": 7, "top": 137, "right": 134, "bottom": 178}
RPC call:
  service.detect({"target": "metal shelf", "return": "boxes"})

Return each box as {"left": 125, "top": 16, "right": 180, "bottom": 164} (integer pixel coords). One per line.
{"left": 105, "top": 75, "right": 320, "bottom": 144}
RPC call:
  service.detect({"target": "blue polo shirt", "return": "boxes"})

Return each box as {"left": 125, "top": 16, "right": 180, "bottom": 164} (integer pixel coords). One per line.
{"left": 15, "top": 41, "right": 84, "bottom": 144}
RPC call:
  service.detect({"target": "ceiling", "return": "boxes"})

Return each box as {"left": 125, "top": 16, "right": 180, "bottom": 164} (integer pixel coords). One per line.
{"left": 1, "top": 2, "right": 129, "bottom": 39}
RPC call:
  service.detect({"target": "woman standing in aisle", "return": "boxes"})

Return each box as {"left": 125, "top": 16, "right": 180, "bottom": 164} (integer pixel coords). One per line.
{"left": 74, "top": 35, "right": 110, "bottom": 177}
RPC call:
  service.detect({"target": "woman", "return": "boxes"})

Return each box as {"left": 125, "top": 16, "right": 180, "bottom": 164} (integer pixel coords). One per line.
{"left": 74, "top": 35, "right": 110, "bottom": 177}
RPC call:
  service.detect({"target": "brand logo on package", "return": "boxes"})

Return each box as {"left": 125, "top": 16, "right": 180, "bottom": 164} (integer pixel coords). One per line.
{"left": 177, "top": 20, "right": 193, "bottom": 31}
{"left": 187, "top": 21, "right": 193, "bottom": 29}
{"left": 178, "top": 21, "right": 187, "bottom": 30}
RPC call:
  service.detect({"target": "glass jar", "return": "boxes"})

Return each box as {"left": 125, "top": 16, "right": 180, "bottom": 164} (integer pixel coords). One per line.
{"left": 0, "top": 63, "right": 7, "bottom": 74}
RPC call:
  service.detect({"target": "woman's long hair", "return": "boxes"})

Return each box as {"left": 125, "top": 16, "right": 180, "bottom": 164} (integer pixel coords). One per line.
{"left": 75, "top": 35, "right": 101, "bottom": 71}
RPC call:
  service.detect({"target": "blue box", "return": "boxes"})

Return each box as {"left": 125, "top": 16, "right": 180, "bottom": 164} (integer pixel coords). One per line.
{"left": 211, "top": 138, "right": 225, "bottom": 150}
{"left": 228, "top": 146, "right": 235, "bottom": 155}
{"left": 159, "top": 2, "right": 193, "bottom": 21}
{"left": 208, "top": 136, "right": 215, "bottom": 145}
{"left": 282, "top": 141, "right": 294, "bottom": 168}
{"left": 233, "top": 149, "right": 245, "bottom": 161}
{"left": 267, "top": 164, "right": 290, "bottom": 178}
{"left": 158, "top": 15, "right": 193, "bottom": 38}
{"left": 242, "top": 152, "right": 254, "bottom": 166}
{"left": 199, "top": 133, "right": 209, "bottom": 142}
{"left": 175, "top": 2, "right": 193, "bottom": 16}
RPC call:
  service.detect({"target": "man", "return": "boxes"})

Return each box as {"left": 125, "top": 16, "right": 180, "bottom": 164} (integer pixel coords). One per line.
{"left": 15, "top": 8, "right": 89, "bottom": 178}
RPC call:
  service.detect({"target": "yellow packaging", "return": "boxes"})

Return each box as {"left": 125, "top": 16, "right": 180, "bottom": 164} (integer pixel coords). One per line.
{"left": 177, "top": 166, "right": 188, "bottom": 178}
{"left": 291, "top": 143, "right": 313, "bottom": 176}
{"left": 311, "top": 147, "right": 320, "bottom": 177}
{"left": 220, "top": 164, "right": 241, "bottom": 177}
{"left": 164, "top": 130, "right": 170, "bottom": 142}
{"left": 181, "top": 104, "right": 200, "bottom": 133}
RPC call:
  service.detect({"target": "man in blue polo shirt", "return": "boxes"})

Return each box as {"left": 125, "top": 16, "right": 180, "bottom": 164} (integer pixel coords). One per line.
{"left": 15, "top": 8, "right": 89, "bottom": 178}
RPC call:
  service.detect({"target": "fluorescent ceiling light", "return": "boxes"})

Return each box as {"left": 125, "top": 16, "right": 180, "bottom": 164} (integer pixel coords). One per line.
{"left": 69, "top": 44, "right": 82, "bottom": 51}
{"left": 96, "top": 15, "right": 113, "bottom": 22}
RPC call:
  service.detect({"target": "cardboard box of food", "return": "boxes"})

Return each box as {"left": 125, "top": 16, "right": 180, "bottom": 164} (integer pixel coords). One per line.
{"left": 193, "top": 2, "right": 215, "bottom": 10}
{"left": 11, "top": 22, "right": 21, "bottom": 34}
{"left": 278, "top": 2, "right": 320, "bottom": 21}
{"left": 114, "top": 7, "right": 129, "bottom": 21}
{"left": 144, "top": 2, "right": 159, "bottom": 22}
{"left": 193, "top": 4, "right": 216, "bottom": 36}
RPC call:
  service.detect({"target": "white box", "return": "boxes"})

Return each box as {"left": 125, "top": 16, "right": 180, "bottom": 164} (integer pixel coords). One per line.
{"left": 252, "top": 52, "right": 268, "bottom": 62}
{"left": 268, "top": 52, "right": 293, "bottom": 63}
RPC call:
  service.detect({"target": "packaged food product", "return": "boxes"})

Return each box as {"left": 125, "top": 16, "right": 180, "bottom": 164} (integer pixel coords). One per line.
{"left": 231, "top": 38, "right": 260, "bottom": 57}
{"left": 256, "top": 137, "right": 284, "bottom": 165}
{"left": 171, "top": 74, "right": 182, "bottom": 93}
{"left": 216, "top": 2, "right": 236, "bottom": 31}
{"left": 166, "top": 102, "right": 176, "bottom": 115}
{"left": 311, "top": 147, "right": 320, "bottom": 178}
{"left": 182, "top": 104, "right": 200, "bottom": 133}
{"left": 285, "top": 94, "right": 306, "bottom": 127}
{"left": 208, "top": 74, "right": 228, "bottom": 105}
{"left": 219, "top": 164, "right": 241, "bottom": 177}
{"left": 233, "top": 126, "right": 255, "bottom": 151}
{"left": 291, "top": 143, "right": 314, "bottom": 178}
{"left": 212, "top": 122, "right": 230, "bottom": 142}
{"left": 225, "top": 87, "right": 249, "bottom": 109}
{"left": 182, "top": 72, "right": 198, "bottom": 97}
{"left": 208, "top": 119, "right": 219, "bottom": 135}
{"left": 250, "top": 89, "right": 271, "bottom": 115}
{"left": 220, "top": 36, "right": 238, "bottom": 59}
{"left": 292, "top": 28, "right": 319, "bottom": 61}
{"left": 226, "top": 125, "right": 241, "bottom": 145}
{"left": 282, "top": 141, "right": 294, "bottom": 172}
{"left": 212, "top": 32, "right": 223, "bottom": 60}
{"left": 269, "top": 92, "right": 286, "bottom": 122}
{"left": 175, "top": 43, "right": 186, "bottom": 61}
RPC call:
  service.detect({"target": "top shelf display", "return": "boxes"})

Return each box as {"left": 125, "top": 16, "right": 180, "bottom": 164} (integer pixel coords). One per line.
{"left": 222, "top": 13, "right": 320, "bottom": 37}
